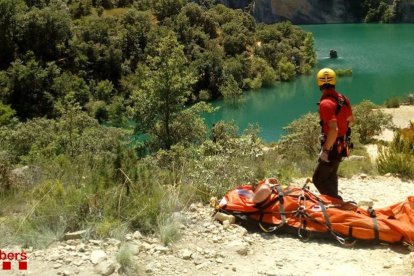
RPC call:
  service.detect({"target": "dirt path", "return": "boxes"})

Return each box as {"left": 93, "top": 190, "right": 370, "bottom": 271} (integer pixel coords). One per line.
{"left": 366, "top": 105, "right": 414, "bottom": 162}
{"left": 375, "top": 105, "right": 414, "bottom": 142}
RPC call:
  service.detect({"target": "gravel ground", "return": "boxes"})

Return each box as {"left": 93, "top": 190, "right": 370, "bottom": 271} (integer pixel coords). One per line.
{"left": 4, "top": 106, "right": 414, "bottom": 276}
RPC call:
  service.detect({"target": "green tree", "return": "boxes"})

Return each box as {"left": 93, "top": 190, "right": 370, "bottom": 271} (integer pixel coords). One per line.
{"left": 211, "top": 120, "right": 239, "bottom": 143}
{"left": 277, "top": 57, "right": 296, "bottom": 81}
{"left": 279, "top": 112, "right": 320, "bottom": 157}
{"left": 247, "top": 56, "right": 276, "bottom": 87}
{"left": 173, "top": 3, "right": 217, "bottom": 57}
{"left": 120, "top": 9, "right": 153, "bottom": 70}
{"left": 24, "top": 0, "right": 48, "bottom": 8}
{"left": 2, "top": 117, "right": 59, "bottom": 161}
{"left": 221, "top": 20, "right": 254, "bottom": 56}
{"left": 132, "top": 32, "right": 198, "bottom": 150}
{"left": 69, "top": 0, "right": 92, "bottom": 19}
{"left": 177, "top": 2, "right": 217, "bottom": 37}
{"left": 69, "top": 15, "right": 122, "bottom": 83}
{"left": 381, "top": 0, "right": 400, "bottom": 23}
{"left": 132, "top": 0, "right": 152, "bottom": 11}
{"left": 191, "top": 0, "right": 215, "bottom": 9}
{"left": 0, "top": 109, "right": 124, "bottom": 162}
{"left": 52, "top": 73, "right": 90, "bottom": 107}
{"left": 0, "top": 101, "right": 16, "bottom": 126}
{"left": 151, "top": 0, "right": 187, "bottom": 21}
{"left": 223, "top": 56, "right": 245, "bottom": 85}
{"left": 255, "top": 22, "right": 314, "bottom": 76}
{"left": 191, "top": 46, "right": 224, "bottom": 99}
{"left": 2, "top": 57, "right": 61, "bottom": 120}
{"left": 361, "top": 0, "right": 399, "bottom": 23}
{"left": 107, "top": 96, "right": 128, "bottom": 127}
{"left": 0, "top": 0, "right": 26, "bottom": 69}
{"left": 18, "top": 4, "right": 71, "bottom": 62}
{"left": 166, "top": 102, "right": 212, "bottom": 147}
{"left": 92, "top": 79, "right": 114, "bottom": 103}
{"left": 219, "top": 75, "right": 242, "bottom": 99}
{"left": 300, "top": 32, "right": 316, "bottom": 71}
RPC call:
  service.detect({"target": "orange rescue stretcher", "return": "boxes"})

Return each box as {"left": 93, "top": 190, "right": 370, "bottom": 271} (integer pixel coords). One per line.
{"left": 216, "top": 178, "right": 414, "bottom": 245}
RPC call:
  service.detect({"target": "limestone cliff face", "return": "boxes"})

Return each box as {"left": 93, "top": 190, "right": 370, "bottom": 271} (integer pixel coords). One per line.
{"left": 218, "top": 0, "right": 414, "bottom": 24}
{"left": 398, "top": 0, "right": 414, "bottom": 22}
{"left": 218, "top": 0, "right": 251, "bottom": 10}
{"left": 251, "top": 0, "right": 361, "bottom": 24}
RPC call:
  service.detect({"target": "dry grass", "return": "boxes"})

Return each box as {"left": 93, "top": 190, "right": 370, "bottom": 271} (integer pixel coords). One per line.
{"left": 102, "top": 8, "right": 128, "bottom": 18}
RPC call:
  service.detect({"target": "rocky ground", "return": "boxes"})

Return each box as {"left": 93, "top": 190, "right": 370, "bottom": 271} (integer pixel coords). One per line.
{"left": 4, "top": 106, "right": 414, "bottom": 276}
{"left": 366, "top": 105, "right": 414, "bottom": 162}
{"left": 4, "top": 175, "right": 414, "bottom": 276}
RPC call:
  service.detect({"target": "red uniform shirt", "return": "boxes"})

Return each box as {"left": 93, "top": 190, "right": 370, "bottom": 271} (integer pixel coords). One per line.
{"left": 319, "top": 88, "right": 352, "bottom": 137}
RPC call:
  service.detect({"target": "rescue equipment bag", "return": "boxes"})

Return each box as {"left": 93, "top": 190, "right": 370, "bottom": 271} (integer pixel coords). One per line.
{"left": 216, "top": 178, "right": 414, "bottom": 246}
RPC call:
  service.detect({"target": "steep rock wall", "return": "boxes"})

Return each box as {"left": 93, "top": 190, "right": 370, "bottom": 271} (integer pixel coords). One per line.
{"left": 218, "top": 0, "right": 251, "bottom": 10}
{"left": 218, "top": 0, "right": 414, "bottom": 24}
{"left": 254, "top": 0, "right": 361, "bottom": 24}
{"left": 218, "top": 0, "right": 361, "bottom": 23}
{"left": 398, "top": 0, "right": 414, "bottom": 22}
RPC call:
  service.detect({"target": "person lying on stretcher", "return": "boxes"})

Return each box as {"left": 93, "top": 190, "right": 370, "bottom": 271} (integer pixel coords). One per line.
{"left": 251, "top": 178, "right": 357, "bottom": 211}
{"left": 252, "top": 178, "right": 276, "bottom": 204}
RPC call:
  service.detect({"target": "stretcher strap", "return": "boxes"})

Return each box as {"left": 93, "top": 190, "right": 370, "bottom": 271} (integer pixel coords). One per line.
{"left": 275, "top": 185, "right": 286, "bottom": 225}
{"left": 368, "top": 207, "right": 380, "bottom": 242}
{"left": 317, "top": 200, "right": 332, "bottom": 230}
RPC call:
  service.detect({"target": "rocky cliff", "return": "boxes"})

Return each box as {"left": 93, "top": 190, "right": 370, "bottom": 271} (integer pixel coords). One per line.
{"left": 219, "top": 0, "right": 414, "bottom": 24}
{"left": 251, "top": 0, "right": 361, "bottom": 24}
{"left": 398, "top": 0, "right": 414, "bottom": 22}
{"left": 217, "top": 0, "right": 252, "bottom": 10}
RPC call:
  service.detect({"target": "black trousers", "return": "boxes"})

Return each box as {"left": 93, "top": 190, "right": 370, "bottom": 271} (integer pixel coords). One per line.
{"left": 312, "top": 149, "right": 343, "bottom": 199}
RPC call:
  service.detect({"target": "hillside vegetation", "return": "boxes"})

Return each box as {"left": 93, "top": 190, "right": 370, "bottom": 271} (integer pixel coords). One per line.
{"left": 0, "top": 0, "right": 413, "bottom": 257}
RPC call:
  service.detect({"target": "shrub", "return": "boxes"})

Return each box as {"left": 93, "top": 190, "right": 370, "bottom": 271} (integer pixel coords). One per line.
{"left": 117, "top": 243, "right": 142, "bottom": 276}
{"left": 95, "top": 218, "right": 127, "bottom": 239}
{"left": 0, "top": 162, "right": 12, "bottom": 194}
{"left": 384, "top": 96, "right": 401, "bottom": 108}
{"left": 219, "top": 75, "right": 242, "bottom": 98}
{"left": 29, "top": 181, "right": 91, "bottom": 232}
{"left": 158, "top": 216, "right": 182, "bottom": 245}
{"left": 335, "top": 68, "right": 353, "bottom": 76}
{"left": 276, "top": 112, "right": 321, "bottom": 177}
{"left": 352, "top": 100, "right": 393, "bottom": 144}
{"left": 11, "top": 219, "right": 66, "bottom": 249}
{"left": 0, "top": 102, "right": 16, "bottom": 126}
{"left": 377, "top": 132, "right": 414, "bottom": 178}
{"left": 198, "top": 89, "right": 211, "bottom": 101}
{"left": 210, "top": 120, "right": 239, "bottom": 144}
{"left": 279, "top": 112, "right": 320, "bottom": 157}
{"left": 339, "top": 145, "right": 376, "bottom": 178}
{"left": 404, "top": 93, "right": 414, "bottom": 105}
{"left": 277, "top": 57, "right": 296, "bottom": 81}
{"left": 0, "top": 154, "right": 188, "bottom": 248}
{"left": 243, "top": 77, "right": 262, "bottom": 90}
{"left": 183, "top": 123, "right": 264, "bottom": 200}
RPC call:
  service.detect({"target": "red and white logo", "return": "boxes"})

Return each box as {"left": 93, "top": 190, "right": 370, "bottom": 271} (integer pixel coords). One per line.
{"left": 0, "top": 250, "right": 28, "bottom": 271}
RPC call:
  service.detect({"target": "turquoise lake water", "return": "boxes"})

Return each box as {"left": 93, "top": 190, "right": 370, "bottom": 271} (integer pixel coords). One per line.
{"left": 205, "top": 24, "right": 414, "bottom": 142}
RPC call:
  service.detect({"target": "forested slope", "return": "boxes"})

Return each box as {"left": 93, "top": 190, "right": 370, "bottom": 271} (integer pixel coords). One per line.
{"left": 0, "top": 0, "right": 317, "bottom": 247}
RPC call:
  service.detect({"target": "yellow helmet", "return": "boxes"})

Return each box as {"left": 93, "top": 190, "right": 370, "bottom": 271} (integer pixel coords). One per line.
{"left": 317, "top": 68, "right": 336, "bottom": 87}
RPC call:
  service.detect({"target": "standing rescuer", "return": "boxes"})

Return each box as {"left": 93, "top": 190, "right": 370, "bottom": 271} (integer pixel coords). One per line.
{"left": 313, "top": 68, "right": 353, "bottom": 200}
